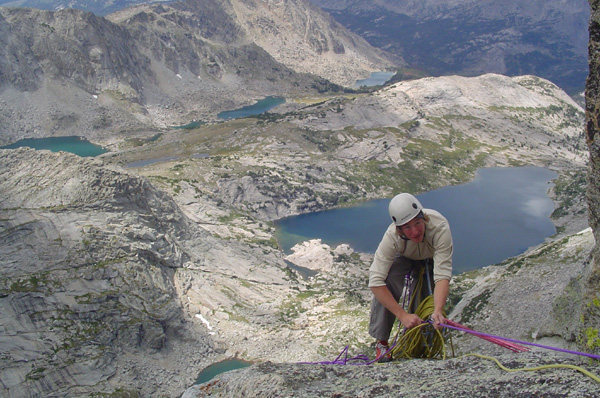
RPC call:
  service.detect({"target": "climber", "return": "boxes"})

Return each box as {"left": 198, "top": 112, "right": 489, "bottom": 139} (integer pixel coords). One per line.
{"left": 368, "top": 193, "right": 453, "bottom": 362}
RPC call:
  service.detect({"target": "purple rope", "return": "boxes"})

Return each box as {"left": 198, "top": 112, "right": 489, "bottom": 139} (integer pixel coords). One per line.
{"left": 440, "top": 322, "right": 600, "bottom": 361}
{"left": 298, "top": 345, "right": 373, "bottom": 365}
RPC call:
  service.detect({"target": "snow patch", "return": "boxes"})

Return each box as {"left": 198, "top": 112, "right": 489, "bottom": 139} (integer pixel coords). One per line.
{"left": 195, "top": 313, "right": 214, "bottom": 333}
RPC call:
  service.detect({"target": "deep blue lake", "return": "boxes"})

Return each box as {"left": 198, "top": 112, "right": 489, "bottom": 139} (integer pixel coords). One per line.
{"left": 276, "top": 167, "right": 557, "bottom": 274}
{"left": 1, "top": 136, "right": 107, "bottom": 157}
{"left": 217, "top": 96, "right": 285, "bottom": 120}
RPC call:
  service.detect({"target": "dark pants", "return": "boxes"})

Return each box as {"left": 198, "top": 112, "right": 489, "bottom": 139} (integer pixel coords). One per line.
{"left": 368, "top": 257, "right": 433, "bottom": 342}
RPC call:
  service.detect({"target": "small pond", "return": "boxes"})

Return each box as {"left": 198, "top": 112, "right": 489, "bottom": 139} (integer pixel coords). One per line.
{"left": 353, "top": 71, "right": 395, "bottom": 88}
{"left": 217, "top": 96, "right": 285, "bottom": 120}
{"left": 195, "top": 358, "right": 252, "bottom": 385}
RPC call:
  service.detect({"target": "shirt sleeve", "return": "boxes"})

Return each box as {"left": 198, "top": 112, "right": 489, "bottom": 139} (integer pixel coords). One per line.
{"left": 368, "top": 225, "right": 398, "bottom": 287}
{"left": 432, "top": 221, "right": 453, "bottom": 283}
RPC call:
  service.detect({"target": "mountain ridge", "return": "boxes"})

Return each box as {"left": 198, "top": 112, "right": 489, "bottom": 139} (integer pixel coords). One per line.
{"left": 0, "top": 0, "right": 393, "bottom": 145}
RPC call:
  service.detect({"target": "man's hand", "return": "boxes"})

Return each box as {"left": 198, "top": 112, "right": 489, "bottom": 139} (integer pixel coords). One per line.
{"left": 430, "top": 311, "right": 446, "bottom": 330}
{"left": 400, "top": 313, "right": 423, "bottom": 329}
{"left": 432, "top": 279, "right": 450, "bottom": 330}
{"left": 370, "top": 285, "right": 425, "bottom": 329}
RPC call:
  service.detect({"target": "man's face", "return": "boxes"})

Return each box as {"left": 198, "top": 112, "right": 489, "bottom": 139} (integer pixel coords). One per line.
{"left": 398, "top": 217, "right": 425, "bottom": 242}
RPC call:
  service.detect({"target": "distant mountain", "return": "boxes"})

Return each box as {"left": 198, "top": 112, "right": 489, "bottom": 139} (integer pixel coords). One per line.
{"left": 228, "top": 0, "right": 397, "bottom": 87}
{"left": 0, "top": 0, "right": 393, "bottom": 144}
{"left": 0, "top": 0, "right": 396, "bottom": 85}
{"left": 310, "top": 0, "right": 590, "bottom": 94}
{"left": 0, "top": 0, "right": 157, "bottom": 16}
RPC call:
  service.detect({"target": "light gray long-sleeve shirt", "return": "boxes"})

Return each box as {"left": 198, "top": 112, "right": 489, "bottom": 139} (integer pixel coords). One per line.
{"left": 368, "top": 209, "right": 453, "bottom": 287}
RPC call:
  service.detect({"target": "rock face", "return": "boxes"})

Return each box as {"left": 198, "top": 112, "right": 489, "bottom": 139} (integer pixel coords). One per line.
{"left": 229, "top": 0, "right": 397, "bottom": 87}
{"left": 0, "top": 4, "right": 323, "bottom": 144}
{"left": 0, "top": 148, "right": 217, "bottom": 396}
{"left": 584, "top": 0, "right": 600, "bottom": 356}
{"left": 183, "top": 352, "right": 600, "bottom": 397}
{"left": 0, "top": 147, "right": 334, "bottom": 396}
{"left": 449, "top": 229, "right": 596, "bottom": 355}
{"left": 183, "top": 228, "right": 600, "bottom": 397}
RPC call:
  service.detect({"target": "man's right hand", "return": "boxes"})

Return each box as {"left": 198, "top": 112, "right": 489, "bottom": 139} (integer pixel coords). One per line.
{"left": 371, "top": 285, "right": 425, "bottom": 329}
{"left": 400, "top": 313, "right": 423, "bottom": 329}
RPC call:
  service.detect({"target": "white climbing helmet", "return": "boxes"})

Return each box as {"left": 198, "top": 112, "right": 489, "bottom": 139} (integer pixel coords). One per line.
{"left": 388, "top": 193, "right": 423, "bottom": 226}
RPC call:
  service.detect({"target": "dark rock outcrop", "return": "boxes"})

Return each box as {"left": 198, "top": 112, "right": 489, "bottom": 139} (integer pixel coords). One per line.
{"left": 584, "top": 0, "right": 600, "bottom": 356}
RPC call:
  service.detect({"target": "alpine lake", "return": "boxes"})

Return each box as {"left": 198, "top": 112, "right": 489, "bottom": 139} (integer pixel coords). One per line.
{"left": 1, "top": 136, "right": 107, "bottom": 157}
{"left": 276, "top": 166, "right": 558, "bottom": 275}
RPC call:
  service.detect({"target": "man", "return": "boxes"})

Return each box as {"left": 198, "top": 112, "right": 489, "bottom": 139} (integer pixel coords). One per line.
{"left": 368, "top": 193, "right": 453, "bottom": 362}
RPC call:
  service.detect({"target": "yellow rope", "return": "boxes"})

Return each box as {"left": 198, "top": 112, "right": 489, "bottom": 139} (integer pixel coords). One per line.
{"left": 462, "top": 353, "right": 600, "bottom": 383}
{"left": 390, "top": 294, "right": 450, "bottom": 359}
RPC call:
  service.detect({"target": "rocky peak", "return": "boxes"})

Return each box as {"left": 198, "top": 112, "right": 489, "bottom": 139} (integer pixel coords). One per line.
{"left": 0, "top": 2, "right": 333, "bottom": 144}
{"left": 109, "top": 0, "right": 246, "bottom": 45}
{"left": 229, "top": 0, "right": 397, "bottom": 86}
{"left": 0, "top": 0, "right": 394, "bottom": 144}
{"left": 0, "top": 7, "right": 150, "bottom": 94}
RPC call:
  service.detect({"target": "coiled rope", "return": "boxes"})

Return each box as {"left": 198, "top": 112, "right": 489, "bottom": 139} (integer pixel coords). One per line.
{"left": 388, "top": 264, "right": 450, "bottom": 359}
{"left": 390, "top": 295, "right": 450, "bottom": 359}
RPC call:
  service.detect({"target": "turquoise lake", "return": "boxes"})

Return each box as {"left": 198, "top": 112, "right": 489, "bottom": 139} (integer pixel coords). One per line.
{"left": 195, "top": 359, "right": 252, "bottom": 385}
{"left": 276, "top": 166, "right": 557, "bottom": 274}
{"left": 1, "top": 136, "right": 107, "bottom": 157}
{"left": 217, "top": 96, "right": 285, "bottom": 120}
